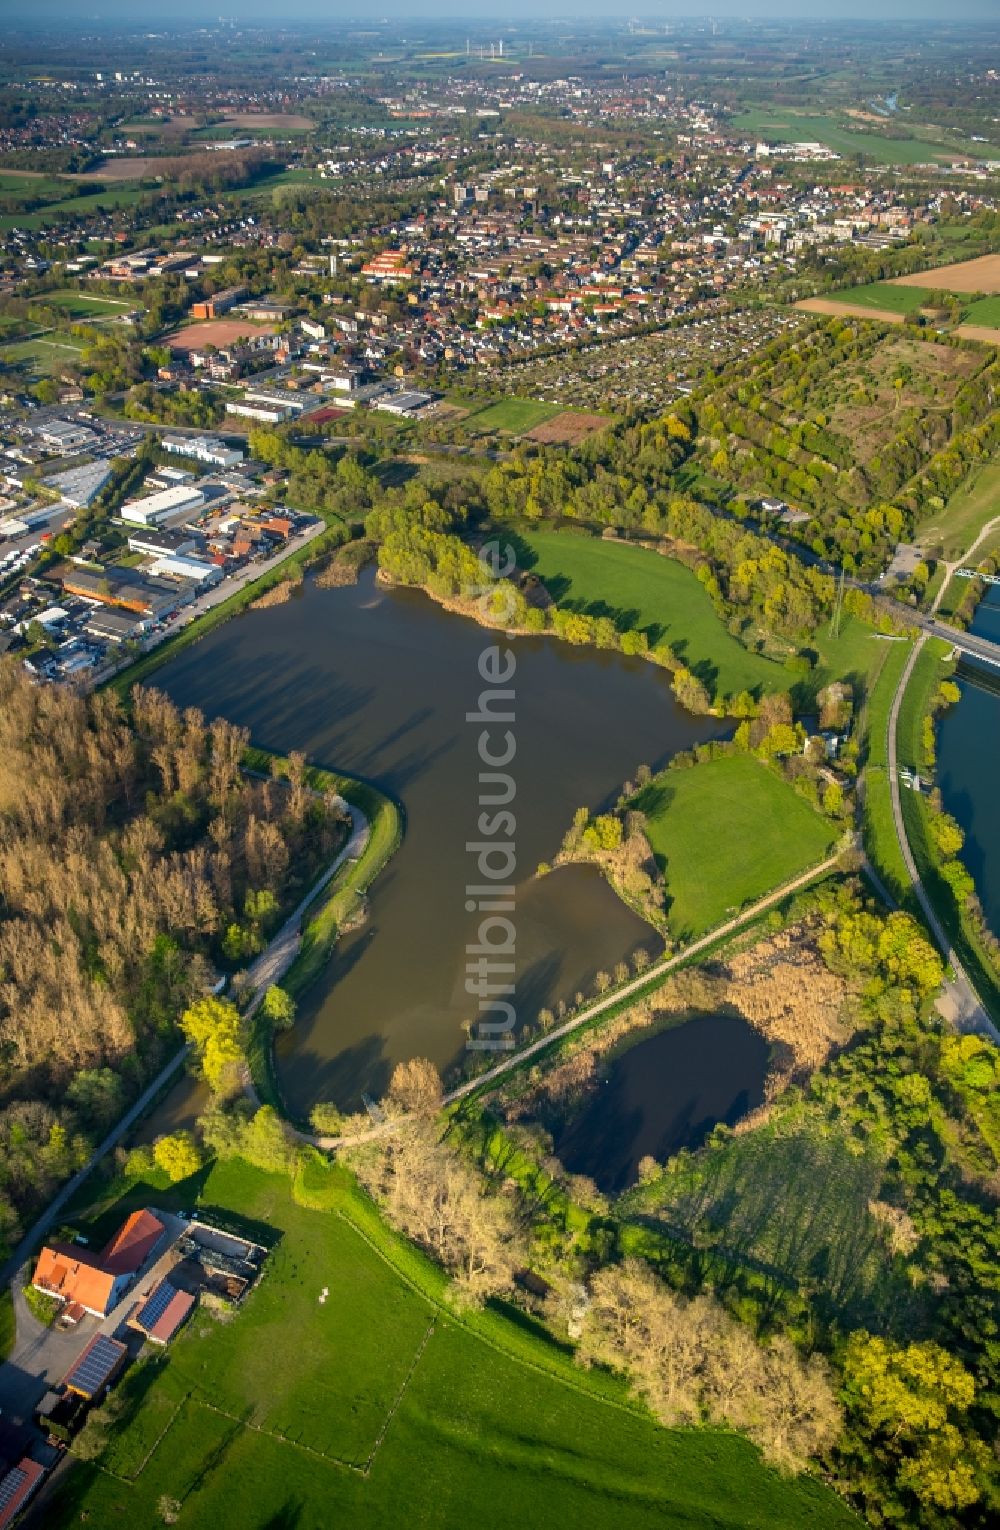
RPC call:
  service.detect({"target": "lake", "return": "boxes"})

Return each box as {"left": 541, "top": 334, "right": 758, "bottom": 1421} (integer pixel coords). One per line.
{"left": 549, "top": 1014, "right": 771, "bottom": 1196}
{"left": 157, "top": 568, "right": 724, "bottom": 1114}
{"left": 937, "top": 586, "right": 1000, "bottom": 937}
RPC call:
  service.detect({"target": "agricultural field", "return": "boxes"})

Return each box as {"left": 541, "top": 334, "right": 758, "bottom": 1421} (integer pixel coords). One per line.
{"left": 46, "top": 1156, "right": 854, "bottom": 1530}
{"left": 891, "top": 253, "right": 1000, "bottom": 292}
{"left": 804, "top": 283, "right": 932, "bottom": 318}
{"left": 634, "top": 755, "right": 838, "bottom": 940}
{"left": 480, "top": 309, "right": 806, "bottom": 414}
{"left": 518, "top": 530, "right": 789, "bottom": 698}
{"left": 796, "top": 297, "right": 904, "bottom": 326}
{"left": 962, "top": 295, "right": 1000, "bottom": 328}
{"left": 730, "top": 106, "right": 999, "bottom": 164}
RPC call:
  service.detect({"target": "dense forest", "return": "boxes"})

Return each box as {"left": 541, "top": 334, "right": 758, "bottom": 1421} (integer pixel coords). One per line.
{"left": 0, "top": 664, "right": 347, "bottom": 1252}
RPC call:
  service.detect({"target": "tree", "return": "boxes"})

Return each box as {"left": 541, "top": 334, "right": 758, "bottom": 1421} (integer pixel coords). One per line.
{"left": 153, "top": 1130, "right": 204, "bottom": 1183}
{"left": 841, "top": 1334, "right": 986, "bottom": 1513}
{"left": 260, "top": 985, "right": 296, "bottom": 1030}
{"left": 386, "top": 1056, "right": 443, "bottom": 1114}
{"left": 179, "top": 995, "right": 244, "bottom": 1096}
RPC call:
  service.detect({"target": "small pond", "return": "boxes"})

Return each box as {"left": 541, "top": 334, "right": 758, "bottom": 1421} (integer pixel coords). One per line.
{"left": 550, "top": 1014, "right": 770, "bottom": 1195}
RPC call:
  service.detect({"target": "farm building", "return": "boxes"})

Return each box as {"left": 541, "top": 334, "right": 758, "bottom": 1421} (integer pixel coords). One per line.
{"left": 31, "top": 1209, "right": 166, "bottom": 1319}
{"left": 0, "top": 1456, "right": 45, "bottom": 1529}
{"left": 128, "top": 1279, "right": 196, "bottom": 1345}
{"left": 62, "top": 1335, "right": 128, "bottom": 1401}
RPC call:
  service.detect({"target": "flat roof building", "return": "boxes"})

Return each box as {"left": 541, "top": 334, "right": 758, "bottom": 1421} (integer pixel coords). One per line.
{"left": 120, "top": 484, "right": 206, "bottom": 527}
{"left": 162, "top": 434, "right": 245, "bottom": 469}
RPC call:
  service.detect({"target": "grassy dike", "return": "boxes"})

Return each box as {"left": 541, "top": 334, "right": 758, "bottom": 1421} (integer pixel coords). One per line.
{"left": 860, "top": 638, "right": 915, "bottom": 902}
{"left": 241, "top": 747, "right": 403, "bottom": 1119}
{"left": 895, "top": 646, "right": 1000, "bottom": 1022}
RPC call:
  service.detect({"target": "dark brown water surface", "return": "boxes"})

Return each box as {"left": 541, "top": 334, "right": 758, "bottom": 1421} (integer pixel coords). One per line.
{"left": 156, "top": 569, "right": 724, "bottom": 1112}
{"left": 551, "top": 1014, "right": 770, "bottom": 1195}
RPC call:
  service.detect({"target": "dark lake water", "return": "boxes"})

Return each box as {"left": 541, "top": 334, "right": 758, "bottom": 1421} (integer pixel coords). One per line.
{"left": 156, "top": 569, "right": 724, "bottom": 1114}
{"left": 937, "top": 587, "right": 1000, "bottom": 937}
{"left": 550, "top": 1014, "right": 771, "bottom": 1196}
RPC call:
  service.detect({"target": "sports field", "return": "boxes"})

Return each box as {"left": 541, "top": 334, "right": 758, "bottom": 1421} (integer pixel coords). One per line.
{"left": 519, "top": 530, "right": 789, "bottom": 697}
{"left": 41, "top": 290, "right": 137, "bottom": 319}
{"left": 0, "top": 334, "right": 87, "bottom": 375}
{"left": 46, "top": 1156, "right": 855, "bottom": 1530}
{"left": 164, "top": 319, "right": 276, "bottom": 350}
{"left": 634, "top": 755, "right": 837, "bottom": 940}
{"left": 468, "top": 397, "right": 562, "bottom": 434}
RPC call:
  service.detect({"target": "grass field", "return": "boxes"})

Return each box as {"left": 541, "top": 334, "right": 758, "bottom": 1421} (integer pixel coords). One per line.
{"left": 963, "top": 295, "right": 1000, "bottom": 328}
{"left": 0, "top": 333, "right": 87, "bottom": 375}
{"left": 468, "top": 397, "right": 562, "bottom": 434}
{"left": 634, "top": 755, "right": 837, "bottom": 941}
{"left": 47, "top": 1156, "right": 855, "bottom": 1530}
{"left": 40, "top": 289, "right": 137, "bottom": 318}
{"left": 896, "top": 644, "right": 1000, "bottom": 1022}
{"left": 520, "top": 531, "right": 789, "bottom": 698}
{"left": 917, "top": 461, "right": 1000, "bottom": 565}
{"left": 827, "top": 282, "right": 933, "bottom": 316}
{"left": 729, "top": 107, "right": 977, "bottom": 164}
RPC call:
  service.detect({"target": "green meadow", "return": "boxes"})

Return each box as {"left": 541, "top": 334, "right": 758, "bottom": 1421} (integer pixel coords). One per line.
{"left": 634, "top": 755, "right": 837, "bottom": 940}
{"left": 47, "top": 1156, "right": 856, "bottom": 1530}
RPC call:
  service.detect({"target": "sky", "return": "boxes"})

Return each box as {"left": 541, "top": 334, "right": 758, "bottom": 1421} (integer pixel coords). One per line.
{"left": 6, "top": 0, "right": 1000, "bottom": 24}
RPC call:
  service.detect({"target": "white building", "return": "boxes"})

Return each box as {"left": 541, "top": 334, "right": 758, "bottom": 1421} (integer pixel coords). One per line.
{"left": 226, "top": 401, "right": 291, "bottom": 424}
{"left": 150, "top": 553, "right": 222, "bottom": 584}
{"left": 162, "top": 435, "right": 245, "bottom": 469}
{"left": 120, "top": 485, "right": 206, "bottom": 527}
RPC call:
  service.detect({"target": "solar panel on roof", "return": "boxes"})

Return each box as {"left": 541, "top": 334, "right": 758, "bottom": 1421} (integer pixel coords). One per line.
{"left": 136, "top": 1281, "right": 177, "bottom": 1331}
{"left": 66, "top": 1335, "right": 126, "bottom": 1395}
{"left": 0, "top": 1468, "right": 26, "bottom": 1515}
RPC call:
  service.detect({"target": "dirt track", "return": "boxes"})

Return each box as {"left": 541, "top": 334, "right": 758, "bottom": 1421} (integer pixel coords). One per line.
{"left": 164, "top": 319, "right": 276, "bottom": 350}
{"left": 795, "top": 298, "right": 904, "bottom": 324}
{"left": 891, "top": 253, "right": 1000, "bottom": 292}
{"left": 528, "top": 410, "right": 612, "bottom": 443}
{"left": 221, "top": 113, "right": 313, "bottom": 130}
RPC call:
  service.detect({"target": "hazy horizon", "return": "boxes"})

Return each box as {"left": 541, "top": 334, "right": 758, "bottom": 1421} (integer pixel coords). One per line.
{"left": 5, "top": 1, "right": 1000, "bottom": 26}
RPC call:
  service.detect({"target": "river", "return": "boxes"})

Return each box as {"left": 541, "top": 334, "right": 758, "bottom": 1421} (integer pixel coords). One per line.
{"left": 155, "top": 568, "right": 725, "bottom": 1115}
{"left": 937, "top": 586, "right": 1000, "bottom": 936}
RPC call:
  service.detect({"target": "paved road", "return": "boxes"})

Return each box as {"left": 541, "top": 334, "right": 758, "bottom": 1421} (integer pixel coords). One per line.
{"left": 89, "top": 518, "right": 328, "bottom": 691}
{"left": 0, "top": 1213, "right": 187, "bottom": 1428}
{"left": 885, "top": 635, "right": 998, "bottom": 1041}
{"left": 243, "top": 800, "right": 369, "bottom": 1024}
{"left": 316, "top": 850, "right": 845, "bottom": 1152}
{"left": 0, "top": 1047, "right": 190, "bottom": 1293}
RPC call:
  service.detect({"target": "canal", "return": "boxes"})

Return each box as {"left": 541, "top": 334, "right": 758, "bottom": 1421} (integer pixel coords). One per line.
{"left": 937, "top": 585, "right": 1000, "bottom": 937}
